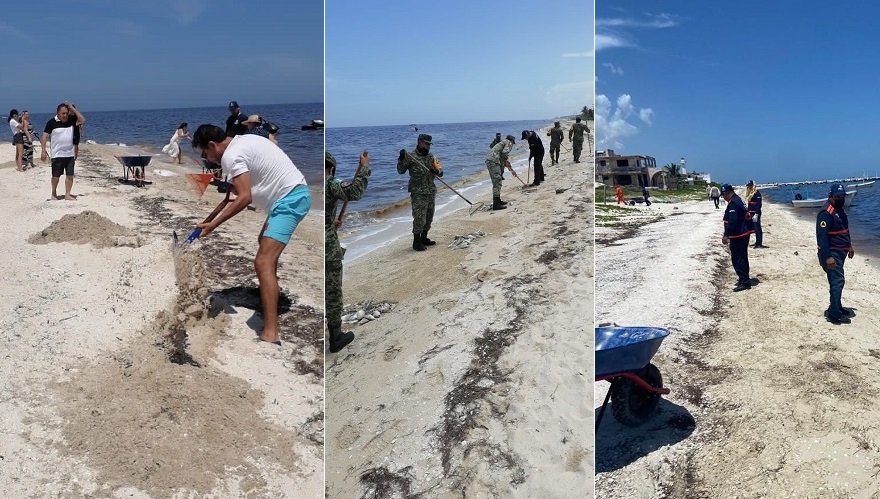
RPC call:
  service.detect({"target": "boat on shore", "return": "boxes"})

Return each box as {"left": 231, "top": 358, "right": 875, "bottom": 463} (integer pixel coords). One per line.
{"left": 790, "top": 190, "right": 857, "bottom": 208}
{"left": 847, "top": 180, "right": 875, "bottom": 189}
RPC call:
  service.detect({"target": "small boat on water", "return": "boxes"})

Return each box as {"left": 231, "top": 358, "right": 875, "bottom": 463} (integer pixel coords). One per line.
{"left": 847, "top": 180, "right": 874, "bottom": 189}
{"left": 790, "top": 190, "right": 857, "bottom": 208}
{"left": 301, "top": 119, "right": 324, "bottom": 130}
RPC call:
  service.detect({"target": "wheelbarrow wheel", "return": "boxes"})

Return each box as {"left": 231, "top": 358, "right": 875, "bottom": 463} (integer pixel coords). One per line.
{"left": 610, "top": 363, "right": 663, "bottom": 426}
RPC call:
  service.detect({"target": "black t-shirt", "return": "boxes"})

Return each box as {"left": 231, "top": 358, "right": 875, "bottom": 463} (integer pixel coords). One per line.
{"left": 526, "top": 131, "right": 544, "bottom": 155}
{"left": 226, "top": 112, "right": 247, "bottom": 137}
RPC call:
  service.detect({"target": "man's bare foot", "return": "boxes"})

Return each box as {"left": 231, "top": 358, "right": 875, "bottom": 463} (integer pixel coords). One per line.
{"left": 16, "top": 168, "right": 23, "bottom": 172}
{"left": 65, "top": 196, "right": 77, "bottom": 201}
{"left": 258, "top": 330, "right": 280, "bottom": 344}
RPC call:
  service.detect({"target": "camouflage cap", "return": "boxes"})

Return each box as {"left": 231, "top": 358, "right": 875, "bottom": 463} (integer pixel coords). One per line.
{"left": 505, "top": 134, "right": 516, "bottom": 144}
{"left": 325, "top": 151, "right": 337, "bottom": 168}
{"left": 417, "top": 133, "right": 432, "bottom": 144}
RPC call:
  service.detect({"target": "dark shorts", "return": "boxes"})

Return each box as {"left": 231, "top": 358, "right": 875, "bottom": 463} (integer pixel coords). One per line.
{"left": 51, "top": 157, "right": 76, "bottom": 177}
{"left": 12, "top": 133, "right": 23, "bottom": 145}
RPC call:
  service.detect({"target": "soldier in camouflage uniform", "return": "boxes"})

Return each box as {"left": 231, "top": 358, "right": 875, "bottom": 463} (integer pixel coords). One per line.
{"left": 485, "top": 134, "right": 516, "bottom": 210}
{"left": 548, "top": 121, "right": 564, "bottom": 165}
{"left": 398, "top": 133, "right": 442, "bottom": 251}
{"left": 568, "top": 116, "right": 590, "bottom": 163}
{"left": 325, "top": 150, "right": 370, "bottom": 353}
{"left": 489, "top": 132, "right": 502, "bottom": 149}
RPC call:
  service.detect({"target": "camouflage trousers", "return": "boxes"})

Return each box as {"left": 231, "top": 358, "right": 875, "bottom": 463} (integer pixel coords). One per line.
{"left": 572, "top": 139, "right": 584, "bottom": 161}
{"left": 411, "top": 193, "right": 435, "bottom": 234}
{"left": 549, "top": 142, "right": 561, "bottom": 162}
{"left": 486, "top": 160, "right": 503, "bottom": 197}
{"left": 325, "top": 258, "right": 344, "bottom": 338}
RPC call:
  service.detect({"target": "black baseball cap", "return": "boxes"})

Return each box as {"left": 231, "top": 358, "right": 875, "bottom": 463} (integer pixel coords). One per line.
{"left": 228, "top": 101, "right": 239, "bottom": 110}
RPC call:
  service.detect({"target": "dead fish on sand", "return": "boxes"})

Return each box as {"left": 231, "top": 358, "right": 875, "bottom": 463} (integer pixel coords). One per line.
{"left": 448, "top": 231, "right": 487, "bottom": 249}
{"left": 341, "top": 299, "right": 395, "bottom": 324}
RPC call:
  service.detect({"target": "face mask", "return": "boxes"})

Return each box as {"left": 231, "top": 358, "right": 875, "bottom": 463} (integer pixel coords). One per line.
{"left": 416, "top": 145, "right": 429, "bottom": 154}
{"left": 833, "top": 199, "right": 845, "bottom": 209}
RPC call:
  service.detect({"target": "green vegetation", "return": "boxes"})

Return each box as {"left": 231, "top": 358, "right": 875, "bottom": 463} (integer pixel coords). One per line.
{"left": 580, "top": 106, "right": 594, "bottom": 121}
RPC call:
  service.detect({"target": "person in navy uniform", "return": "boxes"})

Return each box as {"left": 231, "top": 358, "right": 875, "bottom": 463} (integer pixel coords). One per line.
{"left": 816, "top": 184, "right": 855, "bottom": 325}
{"left": 720, "top": 183, "right": 752, "bottom": 292}
{"left": 745, "top": 180, "right": 766, "bottom": 248}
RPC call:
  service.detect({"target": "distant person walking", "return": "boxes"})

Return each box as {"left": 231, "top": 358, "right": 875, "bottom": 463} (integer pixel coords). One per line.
{"left": 398, "top": 133, "right": 442, "bottom": 251}
{"left": 569, "top": 116, "right": 589, "bottom": 163}
{"left": 817, "top": 184, "right": 855, "bottom": 325}
{"left": 485, "top": 134, "right": 516, "bottom": 210}
{"left": 8, "top": 109, "right": 23, "bottom": 171}
{"left": 41, "top": 102, "right": 85, "bottom": 200}
{"left": 325, "top": 150, "right": 371, "bottom": 353}
{"left": 548, "top": 121, "right": 564, "bottom": 165}
{"left": 642, "top": 186, "right": 651, "bottom": 206}
{"left": 614, "top": 185, "right": 626, "bottom": 205}
{"left": 191, "top": 124, "right": 311, "bottom": 345}
{"left": 720, "top": 183, "right": 752, "bottom": 292}
{"left": 162, "top": 122, "right": 191, "bottom": 164}
{"left": 523, "top": 130, "right": 545, "bottom": 186}
{"left": 745, "top": 180, "right": 766, "bottom": 248}
{"left": 709, "top": 185, "right": 721, "bottom": 209}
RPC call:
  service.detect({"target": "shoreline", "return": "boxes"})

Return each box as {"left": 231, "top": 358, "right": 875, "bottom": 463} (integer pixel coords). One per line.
{"left": 595, "top": 198, "right": 880, "bottom": 497}
{"left": 327, "top": 120, "right": 594, "bottom": 498}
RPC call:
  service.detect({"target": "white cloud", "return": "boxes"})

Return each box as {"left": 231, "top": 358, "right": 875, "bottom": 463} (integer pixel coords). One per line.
{"left": 596, "top": 12, "right": 681, "bottom": 51}
{"left": 544, "top": 80, "right": 595, "bottom": 111}
{"left": 596, "top": 33, "right": 631, "bottom": 51}
{"left": 602, "top": 62, "right": 624, "bottom": 75}
{"left": 596, "top": 93, "right": 652, "bottom": 150}
{"left": 563, "top": 51, "right": 594, "bottom": 58}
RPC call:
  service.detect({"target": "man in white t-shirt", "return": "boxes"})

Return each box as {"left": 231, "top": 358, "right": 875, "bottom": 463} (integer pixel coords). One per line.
{"left": 191, "top": 124, "right": 311, "bottom": 346}
{"left": 41, "top": 102, "right": 85, "bottom": 200}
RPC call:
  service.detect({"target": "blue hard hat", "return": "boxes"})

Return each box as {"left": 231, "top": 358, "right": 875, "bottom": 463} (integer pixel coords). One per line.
{"left": 720, "top": 183, "right": 734, "bottom": 194}
{"left": 829, "top": 184, "right": 846, "bottom": 195}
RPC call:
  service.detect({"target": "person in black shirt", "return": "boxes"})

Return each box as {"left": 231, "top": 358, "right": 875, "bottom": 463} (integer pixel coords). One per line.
{"left": 225, "top": 100, "right": 248, "bottom": 137}
{"left": 522, "top": 130, "right": 545, "bottom": 186}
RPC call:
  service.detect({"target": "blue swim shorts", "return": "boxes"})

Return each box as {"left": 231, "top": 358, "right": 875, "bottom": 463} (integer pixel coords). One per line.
{"left": 262, "top": 185, "right": 311, "bottom": 245}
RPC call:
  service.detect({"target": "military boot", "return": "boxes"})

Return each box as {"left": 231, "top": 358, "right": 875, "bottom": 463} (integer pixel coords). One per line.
{"left": 329, "top": 326, "right": 355, "bottom": 353}
{"left": 421, "top": 230, "right": 436, "bottom": 246}
{"left": 413, "top": 234, "right": 427, "bottom": 251}
{"left": 492, "top": 197, "right": 507, "bottom": 210}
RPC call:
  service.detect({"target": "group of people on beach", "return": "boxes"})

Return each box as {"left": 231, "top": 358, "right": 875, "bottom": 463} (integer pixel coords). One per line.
{"left": 718, "top": 180, "right": 854, "bottom": 325}
{"left": 8, "top": 102, "right": 85, "bottom": 201}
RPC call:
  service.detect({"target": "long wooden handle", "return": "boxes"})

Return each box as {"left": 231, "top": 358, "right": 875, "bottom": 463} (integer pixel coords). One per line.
{"left": 335, "top": 160, "right": 368, "bottom": 229}
{"left": 186, "top": 187, "right": 232, "bottom": 243}
{"left": 404, "top": 151, "right": 473, "bottom": 206}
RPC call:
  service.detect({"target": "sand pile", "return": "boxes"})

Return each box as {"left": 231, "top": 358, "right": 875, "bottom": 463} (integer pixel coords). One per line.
{"left": 29, "top": 210, "right": 139, "bottom": 248}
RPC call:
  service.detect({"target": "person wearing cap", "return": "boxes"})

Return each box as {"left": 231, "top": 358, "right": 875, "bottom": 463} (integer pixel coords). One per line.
{"left": 398, "top": 134, "right": 443, "bottom": 251}
{"left": 225, "top": 101, "right": 248, "bottom": 137}
{"left": 720, "top": 183, "right": 752, "bottom": 292}
{"left": 489, "top": 132, "right": 502, "bottom": 149}
{"left": 745, "top": 180, "right": 766, "bottom": 248}
{"left": 548, "top": 121, "right": 564, "bottom": 165}
{"left": 243, "top": 114, "right": 278, "bottom": 145}
{"left": 485, "top": 134, "right": 517, "bottom": 210}
{"left": 325, "top": 150, "right": 371, "bottom": 352}
{"left": 817, "top": 184, "right": 855, "bottom": 325}
{"left": 522, "top": 130, "right": 545, "bottom": 186}
{"left": 191, "top": 124, "right": 311, "bottom": 345}
{"left": 568, "top": 116, "right": 590, "bottom": 163}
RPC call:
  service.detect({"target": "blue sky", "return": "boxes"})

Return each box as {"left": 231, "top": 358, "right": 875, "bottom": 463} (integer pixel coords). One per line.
{"left": 326, "top": 0, "right": 594, "bottom": 127}
{"left": 596, "top": 1, "right": 880, "bottom": 183}
{"left": 0, "top": 1, "right": 323, "bottom": 113}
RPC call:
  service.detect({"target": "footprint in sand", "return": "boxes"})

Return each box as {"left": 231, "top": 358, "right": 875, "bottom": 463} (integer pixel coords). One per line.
{"left": 383, "top": 345, "right": 401, "bottom": 362}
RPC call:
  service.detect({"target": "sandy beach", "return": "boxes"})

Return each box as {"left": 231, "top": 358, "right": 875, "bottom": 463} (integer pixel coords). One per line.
{"left": 595, "top": 196, "right": 880, "bottom": 497}
{"left": 0, "top": 142, "right": 324, "bottom": 497}
{"left": 325, "top": 121, "right": 594, "bottom": 498}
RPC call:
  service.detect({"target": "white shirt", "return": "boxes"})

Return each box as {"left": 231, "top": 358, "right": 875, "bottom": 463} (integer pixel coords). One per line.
{"left": 220, "top": 134, "right": 306, "bottom": 211}
{"left": 9, "top": 118, "right": 20, "bottom": 136}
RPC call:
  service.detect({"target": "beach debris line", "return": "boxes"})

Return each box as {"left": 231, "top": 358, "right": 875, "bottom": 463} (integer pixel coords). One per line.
{"left": 448, "top": 231, "right": 487, "bottom": 249}
{"left": 341, "top": 299, "right": 395, "bottom": 325}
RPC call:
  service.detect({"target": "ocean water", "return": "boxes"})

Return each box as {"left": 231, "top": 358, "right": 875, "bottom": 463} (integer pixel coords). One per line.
{"left": 23, "top": 102, "right": 324, "bottom": 187}
{"left": 326, "top": 119, "right": 551, "bottom": 246}
{"left": 763, "top": 181, "right": 880, "bottom": 263}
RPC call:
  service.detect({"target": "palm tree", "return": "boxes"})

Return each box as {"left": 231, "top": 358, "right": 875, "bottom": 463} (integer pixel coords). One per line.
{"left": 663, "top": 163, "right": 682, "bottom": 189}
{"left": 581, "top": 106, "right": 594, "bottom": 121}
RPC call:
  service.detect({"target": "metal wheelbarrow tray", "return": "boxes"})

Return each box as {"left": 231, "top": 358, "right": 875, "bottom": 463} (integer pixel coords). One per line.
{"left": 115, "top": 155, "right": 153, "bottom": 187}
{"left": 595, "top": 326, "right": 671, "bottom": 428}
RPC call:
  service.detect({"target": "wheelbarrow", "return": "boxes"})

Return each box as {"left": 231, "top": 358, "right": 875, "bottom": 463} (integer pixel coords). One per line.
{"left": 115, "top": 155, "right": 152, "bottom": 187}
{"left": 595, "top": 326, "right": 670, "bottom": 429}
